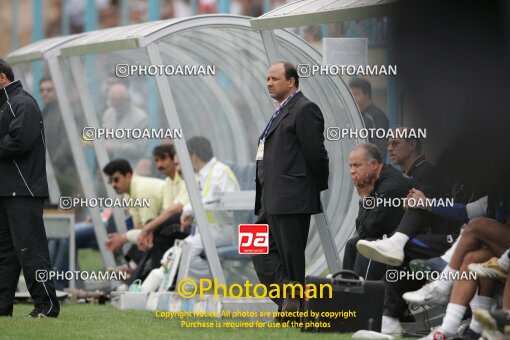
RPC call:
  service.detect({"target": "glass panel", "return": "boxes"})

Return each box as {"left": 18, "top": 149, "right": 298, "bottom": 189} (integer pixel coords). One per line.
{"left": 52, "top": 17, "right": 363, "bottom": 278}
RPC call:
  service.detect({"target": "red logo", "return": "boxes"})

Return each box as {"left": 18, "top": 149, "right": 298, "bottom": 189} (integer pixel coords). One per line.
{"left": 238, "top": 224, "right": 269, "bottom": 254}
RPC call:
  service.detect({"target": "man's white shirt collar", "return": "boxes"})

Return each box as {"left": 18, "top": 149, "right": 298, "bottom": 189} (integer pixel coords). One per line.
{"left": 198, "top": 157, "right": 217, "bottom": 179}
{"left": 274, "top": 89, "right": 300, "bottom": 107}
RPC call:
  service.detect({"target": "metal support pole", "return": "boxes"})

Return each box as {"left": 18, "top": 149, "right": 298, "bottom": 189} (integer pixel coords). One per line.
{"left": 147, "top": 43, "right": 226, "bottom": 285}
{"left": 69, "top": 213, "right": 76, "bottom": 289}
{"left": 148, "top": 0, "right": 160, "bottom": 21}
{"left": 11, "top": 0, "right": 19, "bottom": 50}
{"left": 47, "top": 56, "right": 116, "bottom": 269}
{"left": 190, "top": 0, "right": 198, "bottom": 15}
{"left": 32, "top": 0, "right": 44, "bottom": 105}
{"left": 121, "top": 0, "right": 130, "bottom": 26}
{"left": 61, "top": 0, "right": 70, "bottom": 35}
{"left": 263, "top": 0, "right": 271, "bottom": 13}
{"left": 322, "top": 24, "right": 329, "bottom": 39}
{"left": 45, "top": 151, "right": 62, "bottom": 204}
{"left": 386, "top": 17, "right": 399, "bottom": 127}
{"left": 147, "top": 0, "right": 161, "bottom": 151}
{"left": 259, "top": 30, "right": 280, "bottom": 64}
{"left": 314, "top": 206, "right": 342, "bottom": 275}
{"left": 218, "top": 0, "right": 230, "bottom": 13}
{"left": 84, "top": 0, "right": 99, "bottom": 173}
{"left": 85, "top": 0, "right": 97, "bottom": 31}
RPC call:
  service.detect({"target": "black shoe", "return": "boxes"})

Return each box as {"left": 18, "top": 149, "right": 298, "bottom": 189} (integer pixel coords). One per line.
{"left": 0, "top": 308, "right": 13, "bottom": 317}
{"left": 462, "top": 327, "right": 481, "bottom": 340}
{"left": 409, "top": 257, "right": 447, "bottom": 275}
{"left": 28, "top": 307, "right": 58, "bottom": 318}
{"left": 281, "top": 297, "right": 301, "bottom": 323}
{"left": 282, "top": 297, "right": 300, "bottom": 312}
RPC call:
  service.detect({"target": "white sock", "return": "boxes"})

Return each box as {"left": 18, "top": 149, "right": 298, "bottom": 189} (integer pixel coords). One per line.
{"left": 497, "top": 249, "right": 510, "bottom": 271}
{"left": 389, "top": 232, "right": 409, "bottom": 248}
{"left": 433, "top": 266, "right": 457, "bottom": 293}
{"left": 441, "top": 303, "right": 467, "bottom": 335}
{"left": 382, "top": 315, "right": 400, "bottom": 333}
{"left": 382, "top": 315, "right": 399, "bottom": 325}
{"left": 441, "top": 235, "right": 461, "bottom": 263}
{"left": 469, "top": 295, "right": 494, "bottom": 334}
{"left": 443, "top": 265, "right": 459, "bottom": 275}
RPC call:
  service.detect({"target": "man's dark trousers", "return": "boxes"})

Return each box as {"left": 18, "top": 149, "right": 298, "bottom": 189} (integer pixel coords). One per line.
{"left": 127, "top": 212, "right": 189, "bottom": 284}
{"left": 0, "top": 197, "right": 60, "bottom": 316}
{"left": 384, "top": 233, "right": 457, "bottom": 318}
{"left": 252, "top": 210, "right": 311, "bottom": 308}
{"left": 344, "top": 236, "right": 387, "bottom": 280}
{"left": 252, "top": 91, "right": 328, "bottom": 308}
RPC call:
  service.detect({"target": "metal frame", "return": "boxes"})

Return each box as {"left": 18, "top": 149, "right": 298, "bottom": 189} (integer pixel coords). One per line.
{"left": 250, "top": 0, "right": 400, "bottom": 31}
{"left": 146, "top": 43, "right": 227, "bottom": 284}
{"left": 6, "top": 14, "right": 365, "bottom": 278}
{"left": 47, "top": 55, "right": 116, "bottom": 268}
{"left": 251, "top": 0, "right": 406, "bottom": 274}
{"left": 45, "top": 150, "right": 61, "bottom": 204}
{"left": 43, "top": 212, "right": 76, "bottom": 289}
{"left": 60, "top": 15, "right": 361, "bottom": 277}
{"left": 156, "top": 32, "right": 269, "bottom": 131}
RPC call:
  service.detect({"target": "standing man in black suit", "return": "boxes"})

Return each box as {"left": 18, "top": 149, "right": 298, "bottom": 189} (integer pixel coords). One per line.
{"left": 252, "top": 61, "right": 329, "bottom": 314}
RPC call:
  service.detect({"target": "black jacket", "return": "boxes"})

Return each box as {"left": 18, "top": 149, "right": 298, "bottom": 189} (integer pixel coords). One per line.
{"left": 356, "top": 165, "right": 412, "bottom": 239}
{"left": 255, "top": 91, "right": 329, "bottom": 215}
{"left": 407, "top": 155, "right": 461, "bottom": 234}
{"left": 0, "top": 80, "right": 49, "bottom": 197}
{"left": 407, "top": 155, "right": 449, "bottom": 198}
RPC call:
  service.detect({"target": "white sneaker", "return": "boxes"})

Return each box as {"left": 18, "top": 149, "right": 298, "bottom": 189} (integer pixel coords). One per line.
{"left": 381, "top": 316, "right": 404, "bottom": 335}
{"left": 352, "top": 330, "right": 394, "bottom": 339}
{"left": 468, "top": 257, "right": 508, "bottom": 283}
{"left": 115, "top": 283, "right": 129, "bottom": 292}
{"left": 356, "top": 238, "right": 405, "bottom": 266}
{"left": 402, "top": 280, "right": 451, "bottom": 305}
{"left": 419, "top": 327, "right": 453, "bottom": 340}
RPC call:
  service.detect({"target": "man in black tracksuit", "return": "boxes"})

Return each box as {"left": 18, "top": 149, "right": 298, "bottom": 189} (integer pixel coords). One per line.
{"left": 356, "top": 129, "right": 462, "bottom": 333}
{"left": 343, "top": 143, "right": 412, "bottom": 280}
{"left": 0, "top": 59, "right": 59, "bottom": 317}
{"left": 357, "top": 129, "right": 460, "bottom": 265}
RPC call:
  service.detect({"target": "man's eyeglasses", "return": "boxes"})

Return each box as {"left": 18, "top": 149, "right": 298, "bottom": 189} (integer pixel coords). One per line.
{"left": 387, "top": 140, "right": 406, "bottom": 148}
{"left": 39, "top": 88, "right": 54, "bottom": 93}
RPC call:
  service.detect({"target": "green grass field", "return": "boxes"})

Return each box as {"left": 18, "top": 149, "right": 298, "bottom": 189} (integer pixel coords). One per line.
{"left": 78, "top": 249, "right": 106, "bottom": 272}
{"left": 0, "top": 303, "right": 355, "bottom": 339}
{"left": 0, "top": 251, "right": 417, "bottom": 339}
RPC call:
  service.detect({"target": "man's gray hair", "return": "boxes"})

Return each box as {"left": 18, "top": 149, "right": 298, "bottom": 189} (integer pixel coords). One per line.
{"left": 354, "top": 143, "right": 383, "bottom": 164}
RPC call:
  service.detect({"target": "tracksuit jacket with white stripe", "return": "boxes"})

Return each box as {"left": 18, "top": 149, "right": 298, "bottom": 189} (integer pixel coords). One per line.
{"left": 0, "top": 80, "right": 49, "bottom": 198}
